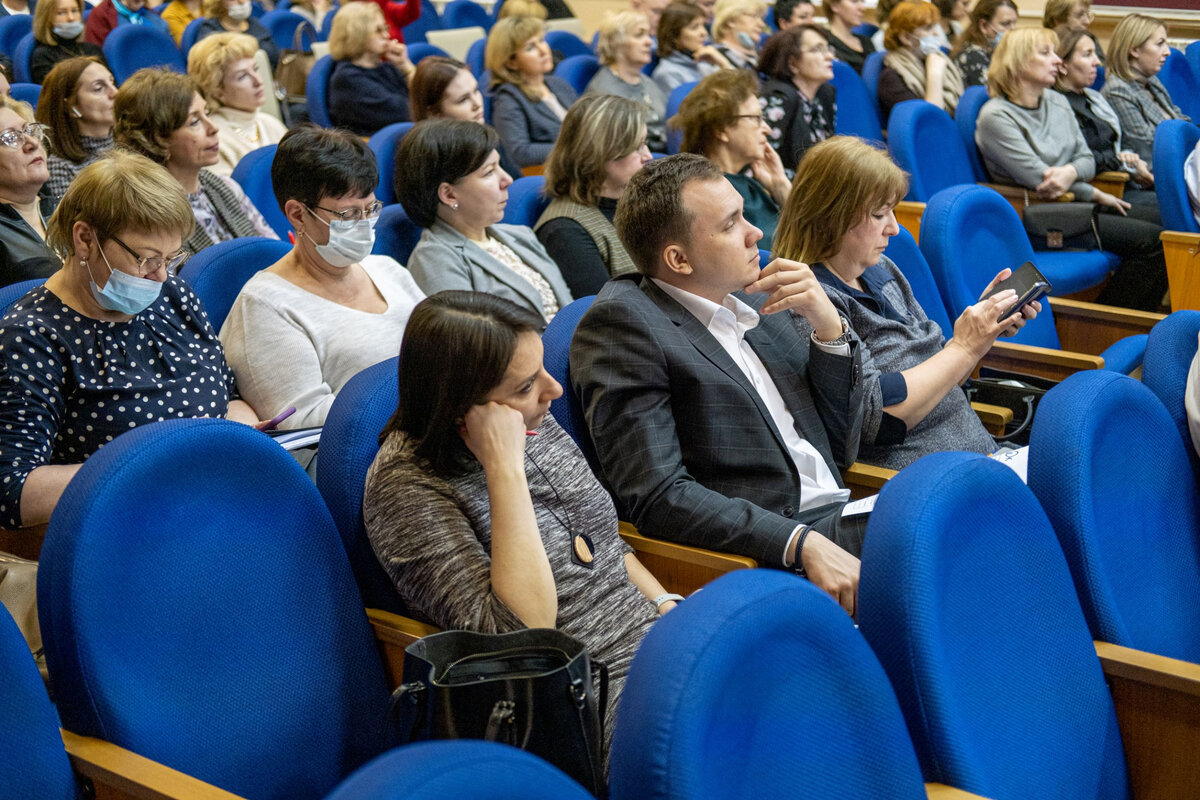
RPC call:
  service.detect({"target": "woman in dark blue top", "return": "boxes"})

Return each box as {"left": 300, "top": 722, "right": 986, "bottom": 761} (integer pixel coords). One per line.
{"left": 0, "top": 149, "right": 258, "bottom": 530}
{"left": 327, "top": 1, "right": 414, "bottom": 136}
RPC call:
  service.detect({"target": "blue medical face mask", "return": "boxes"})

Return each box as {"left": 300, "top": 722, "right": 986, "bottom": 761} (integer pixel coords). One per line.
{"left": 918, "top": 35, "right": 943, "bottom": 56}
{"left": 88, "top": 243, "right": 163, "bottom": 315}
{"left": 992, "top": 30, "right": 1005, "bottom": 49}
{"left": 53, "top": 20, "right": 84, "bottom": 39}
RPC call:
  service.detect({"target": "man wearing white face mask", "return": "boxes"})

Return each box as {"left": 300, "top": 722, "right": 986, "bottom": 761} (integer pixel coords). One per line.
{"left": 877, "top": 1, "right": 964, "bottom": 127}
{"left": 194, "top": 0, "right": 281, "bottom": 69}
{"left": 221, "top": 127, "right": 425, "bottom": 431}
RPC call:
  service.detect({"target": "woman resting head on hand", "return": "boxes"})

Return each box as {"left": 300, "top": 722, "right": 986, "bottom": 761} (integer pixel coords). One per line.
{"left": 363, "top": 290, "right": 672, "bottom": 763}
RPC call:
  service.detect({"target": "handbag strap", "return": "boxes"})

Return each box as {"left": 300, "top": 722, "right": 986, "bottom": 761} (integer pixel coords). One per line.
{"left": 290, "top": 21, "right": 316, "bottom": 53}
{"left": 389, "top": 680, "right": 429, "bottom": 744}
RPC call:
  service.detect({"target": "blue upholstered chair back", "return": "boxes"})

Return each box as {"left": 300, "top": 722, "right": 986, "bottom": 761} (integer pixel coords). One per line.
{"left": 465, "top": 35, "right": 487, "bottom": 75}
{"left": 177, "top": 236, "right": 292, "bottom": 331}
{"left": 859, "top": 451, "right": 1131, "bottom": 800}
{"left": 306, "top": 54, "right": 336, "bottom": 126}
{"left": 1153, "top": 119, "right": 1200, "bottom": 234}
{"left": 860, "top": 50, "right": 885, "bottom": 119}
{"left": 441, "top": 0, "right": 491, "bottom": 31}
{"left": 830, "top": 59, "right": 882, "bottom": 142}
{"left": 542, "top": 295, "right": 595, "bottom": 454}
{"left": 401, "top": 0, "right": 441, "bottom": 43}
{"left": 102, "top": 25, "right": 184, "bottom": 83}
{"left": 554, "top": 53, "right": 599, "bottom": 95}
{"left": 179, "top": 16, "right": 206, "bottom": 56}
{"left": 12, "top": 31, "right": 34, "bottom": 83}
{"left": 260, "top": 9, "right": 313, "bottom": 49}
{"left": 1187, "top": 41, "right": 1200, "bottom": 90}
{"left": 882, "top": 225, "right": 954, "bottom": 339}
{"left": 501, "top": 175, "right": 548, "bottom": 227}
{"left": 664, "top": 80, "right": 696, "bottom": 154}
{"left": 372, "top": 203, "right": 423, "bottom": 265}
{"left": 316, "top": 357, "right": 409, "bottom": 613}
{"left": 887, "top": 100, "right": 976, "bottom": 202}
{"left": 0, "top": 608, "right": 77, "bottom": 800}
{"left": 0, "top": 14, "right": 32, "bottom": 57}
{"left": 954, "top": 85, "right": 989, "bottom": 181}
{"left": 545, "top": 29, "right": 592, "bottom": 59}
{"left": 1160, "top": 48, "right": 1200, "bottom": 121}
{"left": 1142, "top": 309, "right": 1200, "bottom": 463}
{"left": 10, "top": 81, "right": 39, "bottom": 110}
{"left": 0, "top": 277, "right": 46, "bottom": 317}
{"left": 920, "top": 184, "right": 1061, "bottom": 349}
{"left": 367, "top": 121, "right": 414, "bottom": 206}
{"left": 37, "top": 419, "right": 394, "bottom": 799}
{"left": 609, "top": 570, "right": 928, "bottom": 800}
{"left": 1029, "top": 371, "right": 1200, "bottom": 662}
{"left": 230, "top": 143, "right": 292, "bottom": 238}
{"left": 407, "top": 41, "right": 449, "bottom": 63}
{"left": 327, "top": 741, "right": 595, "bottom": 800}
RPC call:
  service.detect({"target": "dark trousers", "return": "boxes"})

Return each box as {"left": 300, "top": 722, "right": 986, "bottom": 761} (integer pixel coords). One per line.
{"left": 1093, "top": 209, "right": 1168, "bottom": 311}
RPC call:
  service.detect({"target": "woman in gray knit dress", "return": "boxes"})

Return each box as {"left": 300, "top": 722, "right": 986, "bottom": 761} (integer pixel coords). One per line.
{"left": 773, "top": 137, "right": 1038, "bottom": 470}
{"left": 362, "top": 291, "right": 673, "bottom": 760}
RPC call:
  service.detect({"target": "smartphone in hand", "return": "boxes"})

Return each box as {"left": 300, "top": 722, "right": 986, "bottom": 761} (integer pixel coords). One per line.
{"left": 257, "top": 406, "right": 297, "bottom": 431}
{"left": 986, "top": 262, "right": 1051, "bottom": 323}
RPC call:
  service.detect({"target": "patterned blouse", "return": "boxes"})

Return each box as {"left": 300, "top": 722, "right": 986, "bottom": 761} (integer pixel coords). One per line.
{"left": 45, "top": 135, "right": 113, "bottom": 201}
{"left": 481, "top": 235, "right": 560, "bottom": 320}
{"left": 956, "top": 43, "right": 991, "bottom": 88}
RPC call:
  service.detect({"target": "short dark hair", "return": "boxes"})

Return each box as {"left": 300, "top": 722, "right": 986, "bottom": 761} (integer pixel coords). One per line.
{"left": 759, "top": 24, "right": 825, "bottom": 81}
{"left": 772, "top": 0, "right": 812, "bottom": 27}
{"left": 614, "top": 153, "right": 723, "bottom": 276}
{"left": 409, "top": 55, "right": 468, "bottom": 121}
{"left": 657, "top": 2, "right": 704, "bottom": 57}
{"left": 271, "top": 125, "right": 378, "bottom": 212}
{"left": 381, "top": 291, "right": 544, "bottom": 475}
{"left": 394, "top": 119, "right": 499, "bottom": 228}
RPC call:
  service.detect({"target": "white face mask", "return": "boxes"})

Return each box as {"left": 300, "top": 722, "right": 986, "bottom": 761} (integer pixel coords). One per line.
{"left": 918, "top": 35, "right": 943, "bottom": 56}
{"left": 303, "top": 208, "right": 377, "bottom": 268}
{"left": 227, "top": 1, "right": 252, "bottom": 20}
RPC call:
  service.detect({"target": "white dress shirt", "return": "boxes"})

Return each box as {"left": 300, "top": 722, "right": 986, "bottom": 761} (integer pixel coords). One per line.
{"left": 652, "top": 279, "right": 852, "bottom": 565}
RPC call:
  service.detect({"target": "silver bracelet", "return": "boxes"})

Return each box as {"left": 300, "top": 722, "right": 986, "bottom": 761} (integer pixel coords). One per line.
{"left": 652, "top": 592, "right": 684, "bottom": 609}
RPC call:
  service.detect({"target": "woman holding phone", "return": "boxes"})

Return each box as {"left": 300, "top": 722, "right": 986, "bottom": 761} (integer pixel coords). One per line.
{"left": 773, "top": 137, "right": 1038, "bottom": 469}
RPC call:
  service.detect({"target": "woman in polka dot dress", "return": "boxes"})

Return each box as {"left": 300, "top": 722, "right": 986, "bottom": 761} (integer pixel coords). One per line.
{"left": 0, "top": 149, "right": 259, "bottom": 530}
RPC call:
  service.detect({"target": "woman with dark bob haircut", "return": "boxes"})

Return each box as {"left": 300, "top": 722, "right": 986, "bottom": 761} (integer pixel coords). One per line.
{"left": 395, "top": 119, "right": 572, "bottom": 322}
{"left": 220, "top": 125, "right": 424, "bottom": 431}
{"left": 758, "top": 24, "right": 837, "bottom": 172}
{"left": 363, "top": 290, "right": 671, "bottom": 764}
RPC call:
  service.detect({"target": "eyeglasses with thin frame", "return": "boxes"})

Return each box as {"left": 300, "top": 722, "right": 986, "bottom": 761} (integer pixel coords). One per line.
{"left": 0, "top": 123, "right": 48, "bottom": 149}
{"left": 109, "top": 235, "right": 189, "bottom": 277}
{"left": 307, "top": 201, "right": 384, "bottom": 223}
{"left": 734, "top": 113, "right": 765, "bottom": 126}
{"left": 802, "top": 44, "right": 834, "bottom": 56}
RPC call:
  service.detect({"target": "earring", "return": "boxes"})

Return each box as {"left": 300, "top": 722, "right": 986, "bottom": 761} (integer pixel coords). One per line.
{"left": 451, "top": 203, "right": 459, "bottom": 210}
{"left": 70, "top": 107, "right": 82, "bottom": 119}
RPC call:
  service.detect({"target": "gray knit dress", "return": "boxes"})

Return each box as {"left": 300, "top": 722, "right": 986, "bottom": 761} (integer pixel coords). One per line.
{"left": 362, "top": 414, "right": 659, "bottom": 757}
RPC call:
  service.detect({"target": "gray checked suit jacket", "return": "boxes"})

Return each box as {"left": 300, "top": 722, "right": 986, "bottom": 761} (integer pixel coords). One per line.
{"left": 570, "top": 276, "right": 866, "bottom": 565}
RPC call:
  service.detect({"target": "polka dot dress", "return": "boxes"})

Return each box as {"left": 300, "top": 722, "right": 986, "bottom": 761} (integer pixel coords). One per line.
{"left": 0, "top": 278, "right": 236, "bottom": 528}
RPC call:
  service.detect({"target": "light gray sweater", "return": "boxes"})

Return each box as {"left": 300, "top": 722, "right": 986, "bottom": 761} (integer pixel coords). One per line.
{"left": 976, "top": 91, "right": 1096, "bottom": 201}
{"left": 585, "top": 67, "right": 668, "bottom": 151}
{"left": 220, "top": 256, "right": 424, "bottom": 428}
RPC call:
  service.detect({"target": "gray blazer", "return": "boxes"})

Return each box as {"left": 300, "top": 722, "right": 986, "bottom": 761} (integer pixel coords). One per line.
{"left": 570, "top": 276, "right": 866, "bottom": 565}
{"left": 406, "top": 219, "right": 573, "bottom": 321}
{"left": 490, "top": 76, "right": 578, "bottom": 168}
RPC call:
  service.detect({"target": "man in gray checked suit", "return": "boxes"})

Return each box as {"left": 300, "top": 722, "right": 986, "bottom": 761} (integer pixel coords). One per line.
{"left": 570, "top": 154, "right": 867, "bottom": 614}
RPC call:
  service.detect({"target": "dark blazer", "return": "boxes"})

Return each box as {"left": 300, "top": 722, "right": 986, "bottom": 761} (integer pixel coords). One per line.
{"left": 490, "top": 75, "right": 577, "bottom": 168}
{"left": 570, "top": 276, "right": 865, "bottom": 565}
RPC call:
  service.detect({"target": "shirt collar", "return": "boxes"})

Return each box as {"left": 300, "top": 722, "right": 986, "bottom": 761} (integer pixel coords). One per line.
{"left": 651, "top": 278, "right": 760, "bottom": 336}
{"left": 813, "top": 260, "right": 906, "bottom": 323}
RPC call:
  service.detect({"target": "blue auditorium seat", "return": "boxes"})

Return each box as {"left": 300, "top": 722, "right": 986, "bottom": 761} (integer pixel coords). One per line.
{"left": 305, "top": 53, "right": 335, "bottom": 127}
{"left": 367, "top": 121, "right": 413, "bottom": 205}
{"left": 554, "top": 53, "right": 599, "bottom": 95}
{"left": 882, "top": 225, "right": 954, "bottom": 339}
{"left": 829, "top": 59, "right": 881, "bottom": 142}
{"left": 177, "top": 236, "right": 291, "bottom": 330}
{"left": 664, "top": 79, "right": 696, "bottom": 154}
{"left": 544, "top": 29, "right": 591, "bottom": 59}
{"left": 371, "top": 203, "right": 422, "bottom": 265}
{"left": 542, "top": 295, "right": 595, "bottom": 455}
{"left": 860, "top": 49, "right": 885, "bottom": 119}
{"left": 0, "top": 277, "right": 46, "bottom": 317}
{"left": 38, "top": 418, "right": 394, "bottom": 799}
{"left": 0, "top": 14, "right": 32, "bottom": 58}
{"left": 954, "top": 84, "right": 989, "bottom": 181}
{"left": 230, "top": 143, "right": 292, "bottom": 238}
{"left": 1154, "top": 119, "right": 1200, "bottom": 234}
{"left": 179, "top": 15, "right": 206, "bottom": 56}
{"left": 12, "top": 31, "right": 34, "bottom": 83}
{"left": 610, "top": 569, "right": 928, "bottom": 800}
{"left": 9, "top": 82, "right": 39, "bottom": 110}
{"left": 407, "top": 41, "right": 449, "bottom": 63}
{"left": 860, "top": 451, "right": 1132, "bottom": 800}
{"left": 103, "top": 24, "right": 184, "bottom": 83}
{"left": 259, "top": 9, "right": 315, "bottom": 50}
{"left": 440, "top": 0, "right": 491, "bottom": 31}
{"left": 1159, "top": 48, "right": 1200, "bottom": 122}
{"left": 465, "top": 35, "right": 486, "bottom": 75}
{"left": 1029, "top": 370, "right": 1200, "bottom": 663}
{"left": 1142, "top": 309, "right": 1200, "bottom": 465}
{"left": 501, "top": 174, "right": 547, "bottom": 226}
{"left": 401, "top": 0, "right": 441, "bottom": 44}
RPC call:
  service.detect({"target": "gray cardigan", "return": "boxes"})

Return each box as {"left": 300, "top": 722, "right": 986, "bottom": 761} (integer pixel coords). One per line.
{"left": 650, "top": 51, "right": 718, "bottom": 95}
{"left": 406, "top": 218, "right": 573, "bottom": 321}
{"left": 976, "top": 91, "right": 1096, "bottom": 201}
{"left": 490, "top": 75, "right": 578, "bottom": 168}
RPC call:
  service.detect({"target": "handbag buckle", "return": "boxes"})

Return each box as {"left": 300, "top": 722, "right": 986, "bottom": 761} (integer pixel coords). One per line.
{"left": 1046, "top": 230, "right": 1063, "bottom": 249}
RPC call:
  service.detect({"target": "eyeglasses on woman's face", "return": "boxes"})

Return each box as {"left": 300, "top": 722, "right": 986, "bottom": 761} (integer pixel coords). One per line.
{"left": 0, "top": 122, "right": 48, "bottom": 149}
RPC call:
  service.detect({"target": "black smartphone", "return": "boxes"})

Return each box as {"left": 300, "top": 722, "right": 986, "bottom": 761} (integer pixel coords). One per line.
{"left": 985, "top": 261, "right": 1051, "bottom": 323}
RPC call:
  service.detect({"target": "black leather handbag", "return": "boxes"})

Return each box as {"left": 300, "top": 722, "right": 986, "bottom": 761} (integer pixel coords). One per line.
{"left": 1022, "top": 202, "right": 1102, "bottom": 251}
{"left": 965, "top": 369, "right": 1057, "bottom": 446}
{"left": 391, "top": 628, "right": 607, "bottom": 796}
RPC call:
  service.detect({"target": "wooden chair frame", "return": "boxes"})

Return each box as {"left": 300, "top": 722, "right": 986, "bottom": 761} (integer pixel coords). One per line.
{"left": 1161, "top": 231, "right": 1200, "bottom": 313}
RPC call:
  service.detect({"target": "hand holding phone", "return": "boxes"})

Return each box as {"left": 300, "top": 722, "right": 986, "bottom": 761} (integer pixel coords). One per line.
{"left": 984, "top": 262, "right": 1051, "bottom": 324}
{"left": 256, "top": 406, "right": 296, "bottom": 431}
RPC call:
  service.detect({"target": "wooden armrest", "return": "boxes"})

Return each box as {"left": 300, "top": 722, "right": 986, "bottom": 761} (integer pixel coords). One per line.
{"left": 926, "top": 784, "right": 991, "bottom": 799}
{"left": 970, "top": 401, "right": 1013, "bottom": 436}
{"left": 1096, "top": 641, "right": 1200, "bottom": 800}
{"left": 980, "top": 340, "right": 1104, "bottom": 382}
{"left": 1048, "top": 297, "right": 1164, "bottom": 355}
{"left": 368, "top": 608, "right": 440, "bottom": 689}
{"left": 619, "top": 521, "right": 756, "bottom": 596}
{"left": 0, "top": 522, "right": 46, "bottom": 561}
{"left": 1091, "top": 170, "right": 1129, "bottom": 200}
{"left": 1161, "top": 231, "right": 1200, "bottom": 313}
{"left": 62, "top": 730, "right": 244, "bottom": 800}
{"left": 895, "top": 200, "right": 925, "bottom": 243}
{"left": 842, "top": 461, "right": 896, "bottom": 499}
{"left": 521, "top": 164, "right": 544, "bottom": 177}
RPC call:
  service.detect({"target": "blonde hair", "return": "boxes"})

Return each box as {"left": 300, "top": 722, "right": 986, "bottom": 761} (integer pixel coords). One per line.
{"left": 773, "top": 136, "right": 908, "bottom": 265}
{"left": 1106, "top": 13, "right": 1166, "bottom": 82}
{"left": 45, "top": 149, "right": 194, "bottom": 259}
{"left": 711, "top": 0, "right": 765, "bottom": 41}
{"left": 485, "top": 16, "right": 547, "bottom": 101}
{"left": 187, "top": 32, "right": 259, "bottom": 106}
{"left": 0, "top": 95, "right": 35, "bottom": 124}
{"left": 113, "top": 68, "right": 198, "bottom": 164}
{"left": 544, "top": 94, "right": 647, "bottom": 205}
{"left": 1042, "top": 0, "right": 1086, "bottom": 29}
{"left": 497, "top": 0, "right": 546, "bottom": 20}
{"left": 595, "top": 9, "right": 650, "bottom": 66}
{"left": 329, "top": 1, "right": 385, "bottom": 62}
{"left": 986, "top": 26, "right": 1058, "bottom": 100}
{"left": 33, "top": 0, "right": 85, "bottom": 45}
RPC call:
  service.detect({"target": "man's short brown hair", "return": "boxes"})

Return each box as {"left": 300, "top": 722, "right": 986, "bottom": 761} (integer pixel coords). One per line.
{"left": 614, "top": 153, "right": 724, "bottom": 276}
